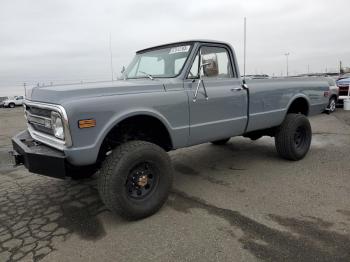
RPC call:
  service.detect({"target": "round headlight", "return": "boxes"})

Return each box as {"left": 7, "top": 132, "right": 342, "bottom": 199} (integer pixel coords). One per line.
{"left": 51, "top": 112, "right": 65, "bottom": 140}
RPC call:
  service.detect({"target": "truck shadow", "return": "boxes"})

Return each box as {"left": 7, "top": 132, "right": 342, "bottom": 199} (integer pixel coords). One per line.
{"left": 168, "top": 190, "right": 350, "bottom": 262}
{"left": 171, "top": 138, "right": 284, "bottom": 186}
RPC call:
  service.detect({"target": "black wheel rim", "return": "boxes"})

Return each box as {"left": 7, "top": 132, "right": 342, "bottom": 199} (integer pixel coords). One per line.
{"left": 125, "top": 162, "right": 159, "bottom": 199}
{"left": 294, "top": 126, "right": 308, "bottom": 150}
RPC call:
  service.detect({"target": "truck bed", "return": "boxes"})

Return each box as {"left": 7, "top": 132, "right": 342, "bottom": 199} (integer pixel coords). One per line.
{"left": 245, "top": 77, "right": 329, "bottom": 132}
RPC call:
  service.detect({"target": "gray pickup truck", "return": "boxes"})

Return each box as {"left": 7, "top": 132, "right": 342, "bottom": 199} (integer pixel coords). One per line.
{"left": 11, "top": 40, "right": 329, "bottom": 220}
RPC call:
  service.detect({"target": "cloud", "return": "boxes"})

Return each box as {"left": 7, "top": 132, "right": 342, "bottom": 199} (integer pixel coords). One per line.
{"left": 0, "top": 0, "right": 349, "bottom": 95}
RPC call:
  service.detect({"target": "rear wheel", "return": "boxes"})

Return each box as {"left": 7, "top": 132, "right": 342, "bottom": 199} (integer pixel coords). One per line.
{"left": 211, "top": 138, "right": 230, "bottom": 145}
{"left": 98, "top": 140, "right": 173, "bottom": 220}
{"left": 275, "top": 114, "right": 312, "bottom": 161}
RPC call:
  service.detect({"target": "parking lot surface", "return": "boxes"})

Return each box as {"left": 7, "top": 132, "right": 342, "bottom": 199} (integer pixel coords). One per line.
{"left": 0, "top": 107, "right": 350, "bottom": 261}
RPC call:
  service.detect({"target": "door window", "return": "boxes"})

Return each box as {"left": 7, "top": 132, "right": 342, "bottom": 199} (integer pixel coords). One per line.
{"left": 187, "top": 46, "right": 235, "bottom": 79}
{"left": 201, "top": 46, "right": 233, "bottom": 78}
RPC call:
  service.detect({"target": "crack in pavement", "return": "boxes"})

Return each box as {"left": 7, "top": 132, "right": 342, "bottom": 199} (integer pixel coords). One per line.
{"left": 168, "top": 190, "right": 350, "bottom": 262}
{"left": 0, "top": 174, "right": 107, "bottom": 261}
{"left": 313, "top": 132, "right": 350, "bottom": 136}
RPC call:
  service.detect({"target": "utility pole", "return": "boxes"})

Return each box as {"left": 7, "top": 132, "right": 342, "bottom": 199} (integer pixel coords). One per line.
{"left": 284, "top": 53, "right": 290, "bottom": 77}
{"left": 23, "top": 83, "right": 26, "bottom": 97}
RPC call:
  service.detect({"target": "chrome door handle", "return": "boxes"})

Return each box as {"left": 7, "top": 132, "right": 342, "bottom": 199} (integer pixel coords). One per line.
{"left": 231, "top": 87, "right": 243, "bottom": 91}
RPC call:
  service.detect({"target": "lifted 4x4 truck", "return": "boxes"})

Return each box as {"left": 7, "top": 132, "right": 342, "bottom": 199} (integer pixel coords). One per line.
{"left": 11, "top": 40, "right": 330, "bottom": 220}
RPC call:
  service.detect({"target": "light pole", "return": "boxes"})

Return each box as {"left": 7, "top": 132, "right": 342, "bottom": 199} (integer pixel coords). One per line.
{"left": 109, "top": 33, "right": 114, "bottom": 81}
{"left": 284, "top": 53, "right": 290, "bottom": 77}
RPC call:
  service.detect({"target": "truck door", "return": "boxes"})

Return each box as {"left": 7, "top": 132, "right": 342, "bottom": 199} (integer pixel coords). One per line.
{"left": 185, "top": 45, "right": 248, "bottom": 145}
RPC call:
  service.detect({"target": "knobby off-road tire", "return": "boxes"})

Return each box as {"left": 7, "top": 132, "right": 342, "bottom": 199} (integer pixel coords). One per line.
{"left": 211, "top": 138, "right": 230, "bottom": 145}
{"left": 275, "top": 114, "right": 312, "bottom": 161}
{"left": 98, "top": 140, "right": 173, "bottom": 220}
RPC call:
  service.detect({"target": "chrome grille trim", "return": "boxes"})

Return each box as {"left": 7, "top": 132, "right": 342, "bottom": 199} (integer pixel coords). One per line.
{"left": 26, "top": 110, "right": 51, "bottom": 126}
{"left": 24, "top": 100, "right": 72, "bottom": 150}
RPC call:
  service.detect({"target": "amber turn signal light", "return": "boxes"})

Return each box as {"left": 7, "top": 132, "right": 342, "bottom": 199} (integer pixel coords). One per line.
{"left": 78, "top": 119, "right": 96, "bottom": 129}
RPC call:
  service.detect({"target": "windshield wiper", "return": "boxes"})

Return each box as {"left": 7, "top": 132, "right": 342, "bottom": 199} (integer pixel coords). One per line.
{"left": 138, "top": 71, "right": 154, "bottom": 80}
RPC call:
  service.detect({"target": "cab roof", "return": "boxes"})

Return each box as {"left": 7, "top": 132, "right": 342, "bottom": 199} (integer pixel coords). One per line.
{"left": 136, "top": 39, "right": 231, "bottom": 54}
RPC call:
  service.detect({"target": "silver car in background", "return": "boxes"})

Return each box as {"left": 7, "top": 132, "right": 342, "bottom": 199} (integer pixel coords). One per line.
{"left": 325, "top": 77, "right": 339, "bottom": 113}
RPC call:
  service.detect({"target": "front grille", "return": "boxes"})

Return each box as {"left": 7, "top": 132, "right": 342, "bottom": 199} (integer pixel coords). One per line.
{"left": 26, "top": 105, "right": 51, "bottom": 118}
{"left": 339, "top": 87, "right": 349, "bottom": 96}
{"left": 25, "top": 105, "right": 53, "bottom": 136}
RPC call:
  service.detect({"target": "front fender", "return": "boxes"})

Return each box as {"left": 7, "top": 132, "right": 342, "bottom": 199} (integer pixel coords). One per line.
{"left": 97, "top": 108, "right": 175, "bottom": 150}
{"left": 64, "top": 108, "right": 175, "bottom": 166}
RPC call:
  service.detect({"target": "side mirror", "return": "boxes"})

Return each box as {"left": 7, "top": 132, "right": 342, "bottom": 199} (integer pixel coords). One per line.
{"left": 201, "top": 53, "right": 218, "bottom": 78}
{"left": 201, "top": 62, "right": 211, "bottom": 69}
{"left": 197, "top": 62, "right": 211, "bottom": 79}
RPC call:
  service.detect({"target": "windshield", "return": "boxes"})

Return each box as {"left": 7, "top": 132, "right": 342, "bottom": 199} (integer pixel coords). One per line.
{"left": 124, "top": 44, "right": 192, "bottom": 79}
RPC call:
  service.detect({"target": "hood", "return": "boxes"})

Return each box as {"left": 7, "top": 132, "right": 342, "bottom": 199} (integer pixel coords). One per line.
{"left": 26, "top": 79, "right": 166, "bottom": 104}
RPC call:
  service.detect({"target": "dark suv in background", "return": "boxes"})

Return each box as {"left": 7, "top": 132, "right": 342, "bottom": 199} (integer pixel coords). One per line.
{"left": 337, "top": 74, "right": 350, "bottom": 105}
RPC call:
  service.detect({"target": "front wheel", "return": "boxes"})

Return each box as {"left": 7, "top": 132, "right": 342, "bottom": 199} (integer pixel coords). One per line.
{"left": 9, "top": 103, "right": 15, "bottom": 108}
{"left": 275, "top": 114, "right": 312, "bottom": 161}
{"left": 98, "top": 140, "right": 173, "bottom": 220}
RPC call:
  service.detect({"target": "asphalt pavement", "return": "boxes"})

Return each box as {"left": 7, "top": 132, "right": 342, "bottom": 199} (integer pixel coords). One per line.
{"left": 0, "top": 107, "right": 349, "bottom": 262}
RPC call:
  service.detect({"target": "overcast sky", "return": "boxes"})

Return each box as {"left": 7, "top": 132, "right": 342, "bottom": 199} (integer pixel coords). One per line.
{"left": 0, "top": 0, "right": 349, "bottom": 96}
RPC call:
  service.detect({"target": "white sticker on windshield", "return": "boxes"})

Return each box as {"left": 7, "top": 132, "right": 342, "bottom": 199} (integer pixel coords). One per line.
{"left": 169, "top": 45, "right": 190, "bottom": 54}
